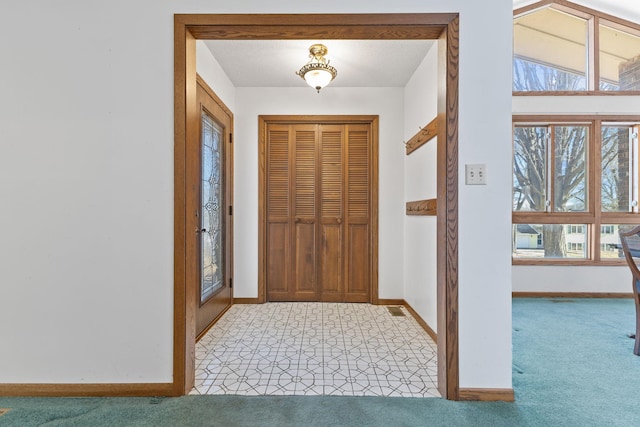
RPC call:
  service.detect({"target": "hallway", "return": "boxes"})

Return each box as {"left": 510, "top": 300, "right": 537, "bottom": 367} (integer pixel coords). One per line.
{"left": 190, "top": 303, "right": 439, "bottom": 397}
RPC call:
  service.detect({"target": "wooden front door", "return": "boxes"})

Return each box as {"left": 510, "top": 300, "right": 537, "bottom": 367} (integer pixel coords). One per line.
{"left": 260, "top": 116, "right": 378, "bottom": 303}
{"left": 194, "top": 76, "right": 233, "bottom": 338}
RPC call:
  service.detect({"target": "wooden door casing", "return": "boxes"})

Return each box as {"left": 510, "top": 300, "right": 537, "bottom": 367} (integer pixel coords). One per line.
{"left": 260, "top": 116, "right": 378, "bottom": 303}
{"left": 176, "top": 13, "right": 459, "bottom": 400}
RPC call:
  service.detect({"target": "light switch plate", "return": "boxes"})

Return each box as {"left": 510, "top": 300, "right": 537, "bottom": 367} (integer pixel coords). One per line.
{"left": 465, "top": 164, "right": 486, "bottom": 185}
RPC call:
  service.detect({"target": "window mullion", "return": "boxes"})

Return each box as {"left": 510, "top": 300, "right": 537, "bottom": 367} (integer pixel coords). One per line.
{"left": 547, "top": 126, "right": 553, "bottom": 212}
{"left": 592, "top": 121, "right": 600, "bottom": 261}
{"left": 632, "top": 126, "right": 639, "bottom": 213}
{"left": 592, "top": 121, "right": 601, "bottom": 216}
{"left": 590, "top": 15, "right": 599, "bottom": 91}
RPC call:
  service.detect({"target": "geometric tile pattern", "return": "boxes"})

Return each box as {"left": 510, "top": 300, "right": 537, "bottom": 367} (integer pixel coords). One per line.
{"left": 190, "top": 303, "right": 440, "bottom": 398}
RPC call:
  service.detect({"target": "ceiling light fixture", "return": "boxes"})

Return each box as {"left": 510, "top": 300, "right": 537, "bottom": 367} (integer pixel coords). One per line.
{"left": 296, "top": 44, "right": 337, "bottom": 93}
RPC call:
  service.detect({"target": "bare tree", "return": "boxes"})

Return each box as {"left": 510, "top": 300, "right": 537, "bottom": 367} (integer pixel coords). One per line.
{"left": 601, "top": 127, "right": 631, "bottom": 212}
{"left": 513, "top": 58, "right": 631, "bottom": 258}
{"left": 514, "top": 126, "right": 586, "bottom": 257}
{"left": 513, "top": 58, "right": 587, "bottom": 257}
{"left": 513, "top": 57, "right": 586, "bottom": 92}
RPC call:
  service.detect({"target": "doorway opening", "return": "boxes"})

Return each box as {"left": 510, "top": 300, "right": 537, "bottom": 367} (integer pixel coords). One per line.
{"left": 174, "top": 13, "right": 460, "bottom": 399}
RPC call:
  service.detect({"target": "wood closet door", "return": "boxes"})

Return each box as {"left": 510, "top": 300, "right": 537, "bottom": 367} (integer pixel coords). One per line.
{"left": 292, "top": 125, "right": 318, "bottom": 300}
{"left": 265, "top": 122, "right": 371, "bottom": 302}
{"left": 266, "top": 124, "right": 318, "bottom": 300}
{"left": 318, "top": 125, "right": 344, "bottom": 301}
{"left": 344, "top": 124, "right": 371, "bottom": 302}
{"left": 265, "top": 124, "right": 291, "bottom": 300}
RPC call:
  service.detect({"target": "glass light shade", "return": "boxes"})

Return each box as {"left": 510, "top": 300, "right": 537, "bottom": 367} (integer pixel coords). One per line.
{"left": 303, "top": 68, "right": 334, "bottom": 92}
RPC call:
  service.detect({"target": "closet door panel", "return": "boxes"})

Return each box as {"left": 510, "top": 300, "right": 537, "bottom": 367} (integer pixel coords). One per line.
{"left": 266, "top": 126, "right": 291, "bottom": 300}
{"left": 294, "top": 222, "right": 317, "bottom": 296}
{"left": 292, "top": 127, "right": 318, "bottom": 299}
{"left": 318, "top": 126, "right": 344, "bottom": 300}
{"left": 320, "top": 224, "right": 342, "bottom": 299}
{"left": 345, "top": 125, "right": 371, "bottom": 302}
{"left": 267, "top": 222, "right": 290, "bottom": 293}
{"left": 346, "top": 223, "right": 370, "bottom": 301}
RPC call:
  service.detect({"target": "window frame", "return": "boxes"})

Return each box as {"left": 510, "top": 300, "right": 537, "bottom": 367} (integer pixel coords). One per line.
{"left": 513, "top": 115, "right": 640, "bottom": 265}
{"left": 513, "top": 121, "right": 593, "bottom": 214}
{"left": 513, "top": 0, "right": 640, "bottom": 95}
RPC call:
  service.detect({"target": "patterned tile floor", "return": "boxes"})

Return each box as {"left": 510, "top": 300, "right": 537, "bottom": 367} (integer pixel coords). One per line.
{"left": 190, "top": 303, "right": 440, "bottom": 398}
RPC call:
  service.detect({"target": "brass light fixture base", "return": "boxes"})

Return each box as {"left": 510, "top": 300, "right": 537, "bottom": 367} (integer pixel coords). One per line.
{"left": 308, "top": 44, "right": 328, "bottom": 59}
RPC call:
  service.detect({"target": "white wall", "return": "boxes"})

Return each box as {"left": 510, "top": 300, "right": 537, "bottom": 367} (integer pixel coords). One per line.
{"left": 0, "top": 2, "right": 175, "bottom": 383}
{"left": 196, "top": 41, "right": 236, "bottom": 112}
{"left": 233, "top": 87, "right": 406, "bottom": 300}
{"left": 456, "top": 1, "right": 513, "bottom": 388}
{"left": 513, "top": 266, "right": 631, "bottom": 293}
{"left": 0, "top": 0, "right": 513, "bottom": 390}
{"left": 513, "top": 96, "right": 640, "bottom": 116}
{"left": 403, "top": 44, "right": 438, "bottom": 329}
{"left": 513, "top": 96, "right": 639, "bottom": 293}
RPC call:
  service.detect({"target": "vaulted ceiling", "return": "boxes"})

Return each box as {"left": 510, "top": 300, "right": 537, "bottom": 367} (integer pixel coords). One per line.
{"left": 202, "top": 1, "right": 640, "bottom": 89}
{"left": 513, "top": 0, "right": 640, "bottom": 23}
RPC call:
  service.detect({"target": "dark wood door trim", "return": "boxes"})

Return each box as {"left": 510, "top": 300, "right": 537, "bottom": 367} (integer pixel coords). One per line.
{"left": 437, "top": 16, "right": 459, "bottom": 400}
{"left": 258, "top": 115, "right": 379, "bottom": 304}
{"left": 174, "top": 13, "right": 459, "bottom": 400}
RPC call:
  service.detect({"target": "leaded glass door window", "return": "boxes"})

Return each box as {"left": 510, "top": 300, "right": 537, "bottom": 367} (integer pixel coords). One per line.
{"left": 200, "top": 112, "right": 224, "bottom": 303}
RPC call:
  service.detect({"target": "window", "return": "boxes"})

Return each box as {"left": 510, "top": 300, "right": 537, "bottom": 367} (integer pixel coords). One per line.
{"left": 600, "top": 224, "right": 639, "bottom": 259}
{"left": 567, "top": 242, "right": 583, "bottom": 251}
{"left": 513, "top": 223, "right": 586, "bottom": 259}
{"left": 601, "top": 124, "right": 640, "bottom": 212}
{"left": 568, "top": 225, "right": 584, "bottom": 234}
{"left": 512, "top": 118, "right": 640, "bottom": 264}
{"left": 513, "top": 124, "right": 588, "bottom": 213}
{"left": 514, "top": 2, "right": 640, "bottom": 93}
{"left": 600, "top": 23, "right": 640, "bottom": 91}
{"left": 601, "top": 225, "right": 614, "bottom": 234}
{"left": 514, "top": 7, "right": 588, "bottom": 91}
{"left": 601, "top": 243, "right": 616, "bottom": 253}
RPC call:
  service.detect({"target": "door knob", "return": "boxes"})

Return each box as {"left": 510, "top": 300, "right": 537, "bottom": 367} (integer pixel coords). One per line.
{"left": 337, "top": 218, "right": 342, "bottom": 224}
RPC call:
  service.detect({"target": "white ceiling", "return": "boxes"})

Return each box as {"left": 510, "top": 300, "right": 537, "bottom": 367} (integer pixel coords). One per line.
{"left": 204, "top": 40, "right": 435, "bottom": 88}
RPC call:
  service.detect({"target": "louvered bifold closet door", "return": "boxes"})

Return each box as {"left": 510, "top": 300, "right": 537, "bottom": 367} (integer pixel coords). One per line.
{"left": 318, "top": 125, "right": 345, "bottom": 301}
{"left": 266, "top": 124, "right": 292, "bottom": 300}
{"left": 292, "top": 125, "right": 318, "bottom": 300}
{"left": 265, "top": 120, "right": 373, "bottom": 302}
{"left": 345, "top": 124, "right": 371, "bottom": 302}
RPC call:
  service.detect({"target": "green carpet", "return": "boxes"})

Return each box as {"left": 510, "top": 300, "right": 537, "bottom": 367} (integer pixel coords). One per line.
{"left": 1, "top": 299, "right": 638, "bottom": 426}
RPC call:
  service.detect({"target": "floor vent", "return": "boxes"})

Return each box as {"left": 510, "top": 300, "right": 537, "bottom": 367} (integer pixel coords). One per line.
{"left": 387, "top": 306, "right": 406, "bottom": 317}
{"left": 0, "top": 409, "right": 10, "bottom": 417}
{"left": 549, "top": 299, "right": 576, "bottom": 303}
